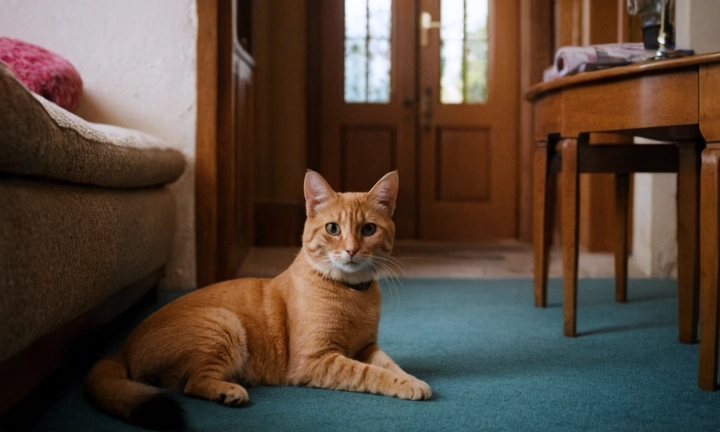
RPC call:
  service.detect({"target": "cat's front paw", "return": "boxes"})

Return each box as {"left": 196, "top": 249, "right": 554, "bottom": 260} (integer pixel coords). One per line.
{"left": 393, "top": 378, "right": 432, "bottom": 401}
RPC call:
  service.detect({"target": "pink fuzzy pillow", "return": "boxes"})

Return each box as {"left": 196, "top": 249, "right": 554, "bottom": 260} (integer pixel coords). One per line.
{"left": 0, "top": 37, "right": 82, "bottom": 112}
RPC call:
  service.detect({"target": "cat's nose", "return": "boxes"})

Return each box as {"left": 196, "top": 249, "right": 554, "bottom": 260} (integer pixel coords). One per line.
{"left": 346, "top": 249, "right": 358, "bottom": 259}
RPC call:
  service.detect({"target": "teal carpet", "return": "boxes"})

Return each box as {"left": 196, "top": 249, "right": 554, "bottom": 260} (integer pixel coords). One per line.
{"left": 2, "top": 278, "right": 719, "bottom": 431}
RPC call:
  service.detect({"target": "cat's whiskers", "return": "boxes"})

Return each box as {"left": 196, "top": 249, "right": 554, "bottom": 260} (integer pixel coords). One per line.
{"left": 376, "top": 268, "right": 401, "bottom": 309}
{"left": 371, "top": 256, "right": 404, "bottom": 286}
{"left": 367, "top": 257, "right": 403, "bottom": 308}
{"left": 371, "top": 255, "right": 405, "bottom": 276}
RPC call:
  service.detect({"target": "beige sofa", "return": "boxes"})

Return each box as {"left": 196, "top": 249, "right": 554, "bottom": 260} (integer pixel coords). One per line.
{"left": 0, "top": 63, "right": 185, "bottom": 413}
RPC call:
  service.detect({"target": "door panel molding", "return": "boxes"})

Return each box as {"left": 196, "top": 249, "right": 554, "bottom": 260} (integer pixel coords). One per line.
{"left": 341, "top": 126, "right": 397, "bottom": 192}
{"left": 436, "top": 127, "right": 492, "bottom": 203}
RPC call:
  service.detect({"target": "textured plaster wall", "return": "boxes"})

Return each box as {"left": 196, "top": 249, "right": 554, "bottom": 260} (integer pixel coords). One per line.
{"left": 630, "top": 171, "right": 678, "bottom": 278}
{"left": 676, "top": 0, "right": 720, "bottom": 55}
{"left": 0, "top": 0, "right": 198, "bottom": 289}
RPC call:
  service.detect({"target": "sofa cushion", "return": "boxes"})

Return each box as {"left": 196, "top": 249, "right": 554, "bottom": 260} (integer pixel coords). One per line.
{"left": 0, "top": 62, "right": 185, "bottom": 188}
{"left": 0, "top": 37, "right": 83, "bottom": 112}
{"left": 0, "top": 177, "right": 177, "bottom": 363}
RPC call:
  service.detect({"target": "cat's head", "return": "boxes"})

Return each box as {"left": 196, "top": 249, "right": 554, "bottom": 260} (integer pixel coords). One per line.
{"left": 302, "top": 170, "right": 398, "bottom": 286}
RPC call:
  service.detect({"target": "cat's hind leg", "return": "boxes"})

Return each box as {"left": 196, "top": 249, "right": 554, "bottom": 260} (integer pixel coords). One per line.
{"left": 180, "top": 307, "right": 250, "bottom": 407}
{"left": 185, "top": 376, "right": 249, "bottom": 407}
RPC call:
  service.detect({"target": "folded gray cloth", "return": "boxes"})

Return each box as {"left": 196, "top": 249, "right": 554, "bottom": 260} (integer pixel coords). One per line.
{"left": 544, "top": 43, "right": 652, "bottom": 81}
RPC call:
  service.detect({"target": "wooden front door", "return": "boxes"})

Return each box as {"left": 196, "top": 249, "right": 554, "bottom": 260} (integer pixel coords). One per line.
{"left": 318, "top": 0, "right": 519, "bottom": 241}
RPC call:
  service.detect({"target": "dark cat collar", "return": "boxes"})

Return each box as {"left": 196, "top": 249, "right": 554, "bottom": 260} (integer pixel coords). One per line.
{"left": 342, "top": 280, "right": 373, "bottom": 291}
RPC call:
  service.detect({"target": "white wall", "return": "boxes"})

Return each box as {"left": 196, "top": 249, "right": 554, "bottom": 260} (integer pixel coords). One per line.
{"left": 0, "top": 0, "right": 198, "bottom": 289}
{"left": 631, "top": 0, "right": 720, "bottom": 277}
{"left": 630, "top": 171, "right": 678, "bottom": 277}
{"left": 676, "top": 0, "right": 720, "bottom": 54}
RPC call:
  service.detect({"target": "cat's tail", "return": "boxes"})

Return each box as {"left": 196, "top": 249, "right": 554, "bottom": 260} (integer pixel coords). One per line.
{"left": 84, "top": 354, "right": 186, "bottom": 431}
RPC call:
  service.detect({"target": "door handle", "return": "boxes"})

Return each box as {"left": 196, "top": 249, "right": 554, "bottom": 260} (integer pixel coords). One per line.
{"left": 421, "top": 86, "right": 432, "bottom": 132}
{"left": 420, "top": 12, "right": 441, "bottom": 48}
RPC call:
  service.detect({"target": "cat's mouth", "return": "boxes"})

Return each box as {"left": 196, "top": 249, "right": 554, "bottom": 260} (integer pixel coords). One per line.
{"left": 338, "top": 261, "right": 363, "bottom": 271}
{"left": 332, "top": 256, "right": 369, "bottom": 274}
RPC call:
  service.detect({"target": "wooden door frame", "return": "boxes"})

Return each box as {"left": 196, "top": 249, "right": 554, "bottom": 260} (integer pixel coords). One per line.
{"left": 307, "top": 0, "right": 323, "bottom": 172}
{"left": 518, "top": 0, "right": 554, "bottom": 242}
{"left": 307, "top": 0, "right": 553, "bottom": 243}
{"left": 196, "top": 0, "right": 247, "bottom": 288}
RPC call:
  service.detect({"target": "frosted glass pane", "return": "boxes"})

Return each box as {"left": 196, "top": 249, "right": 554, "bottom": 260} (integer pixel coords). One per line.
{"left": 465, "top": 39, "right": 488, "bottom": 102}
{"left": 466, "top": 0, "right": 488, "bottom": 40}
{"left": 441, "top": 0, "right": 464, "bottom": 40}
{"left": 345, "top": 39, "right": 367, "bottom": 103}
{"left": 345, "top": 0, "right": 367, "bottom": 39}
{"left": 441, "top": 41, "right": 464, "bottom": 104}
{"left": 368, "top": 39, "right": 391, "bottom": 102}
{"left": 344, "top": 0, "right": 392, "bottom": 104}
{"left": 440, "top": 0, "right": 488, "bottom": 104}
{"left": 368, "top": 0, "right": 391, "bottom": 39}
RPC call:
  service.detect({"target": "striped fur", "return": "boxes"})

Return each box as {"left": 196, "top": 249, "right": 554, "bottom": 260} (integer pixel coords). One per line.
{"left": 85, "top": 170, "right": 431, "bottom": 429}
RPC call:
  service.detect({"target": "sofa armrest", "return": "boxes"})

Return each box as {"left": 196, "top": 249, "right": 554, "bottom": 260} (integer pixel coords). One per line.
{"left": 0, "top": 62, "right": 185, "bottom": 189}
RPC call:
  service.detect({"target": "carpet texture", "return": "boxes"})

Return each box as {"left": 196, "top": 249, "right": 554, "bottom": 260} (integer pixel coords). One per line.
{"left": 2, "top": 278, "right": 719, "bottom": 431}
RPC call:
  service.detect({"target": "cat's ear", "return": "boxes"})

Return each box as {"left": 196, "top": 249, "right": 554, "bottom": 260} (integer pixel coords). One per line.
{"left": 304, "top": 169, "right": 336, "bottom": 216}
{"left": 368, "top": 171, "right": 399, "bottom": 216}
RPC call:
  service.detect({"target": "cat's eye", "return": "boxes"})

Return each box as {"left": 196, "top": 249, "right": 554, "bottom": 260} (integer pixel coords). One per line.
{"left": 361, "top": 223, "right": 377, "bottom": 236}
{"left": 326, "top": 222, "right": 341, "bottom": 236}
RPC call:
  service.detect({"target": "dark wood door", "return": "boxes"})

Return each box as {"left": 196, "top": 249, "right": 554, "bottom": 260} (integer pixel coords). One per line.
{"left": 417, "top": 0, "right": 519, "bottom": 240}
{"left": 319, "top": 0, "right": 418, "bottom": 238}
{"left": 317, "top": 0, "right": 519, "bottom": 241}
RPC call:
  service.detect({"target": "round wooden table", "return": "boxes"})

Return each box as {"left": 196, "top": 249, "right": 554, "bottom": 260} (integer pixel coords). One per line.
{"left": 526, "top": 52, "right": 720, "bottom": 391}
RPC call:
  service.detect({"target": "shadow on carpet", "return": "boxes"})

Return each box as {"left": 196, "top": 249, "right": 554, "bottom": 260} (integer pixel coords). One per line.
{"left": 2, "top": 278, "right": 719, "bottom": 431}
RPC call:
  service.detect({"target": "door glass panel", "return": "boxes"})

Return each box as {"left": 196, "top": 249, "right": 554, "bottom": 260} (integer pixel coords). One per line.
{"left": 344, "top": 0, "right": 392, "bottom": 103}
{"left": 440, "top": 40, "right": 464, "bottom": 103}
{"left": 440, "top": 0, "right": 488, "bottom": 104}
{"left": 367, "top": 38, "right": 391, "bottom": 102}
{"left": 345, "top": 39, "right": 368, "bottom": 103}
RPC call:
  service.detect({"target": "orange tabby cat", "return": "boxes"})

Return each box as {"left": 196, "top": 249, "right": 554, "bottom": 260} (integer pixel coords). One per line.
{"left": 85, "top": 170, "right": 431, "bottom": 430}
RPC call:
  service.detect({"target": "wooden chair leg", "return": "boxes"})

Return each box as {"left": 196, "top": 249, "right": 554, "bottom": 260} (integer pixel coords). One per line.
{"left": 614, "top": 173, "right": 629, "bottom": 303}
{"left": 677, "top": 142, "right": 700, "bottom": 344}
{"left": 699, "top": 144, "right": 720, "bottom": 391}
{"left": 533, "top": 141, "right": 556, "bottom": 308}
{"left": 561, "top": 138, "right": 579, "bottom": 337}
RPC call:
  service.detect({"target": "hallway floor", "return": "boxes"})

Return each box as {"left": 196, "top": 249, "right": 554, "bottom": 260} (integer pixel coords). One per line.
{"left": 236, "top": 240, "right": 645, "bottom": 279}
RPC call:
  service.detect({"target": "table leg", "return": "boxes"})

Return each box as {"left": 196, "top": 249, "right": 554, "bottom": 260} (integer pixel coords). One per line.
{"left": 614, "top": 173, "right": 630, "bottom": 304}
{"left": 561, "top": 138, "right": 579, "bottom": 337}
{"left": 699, "top": 144, "right": 720, "bottom": 391}
{"left": 677, "top": 142, "right": 700, "bottom": 344}
{"left": 533, "top": 140, "right": 555, "bottom": 308}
